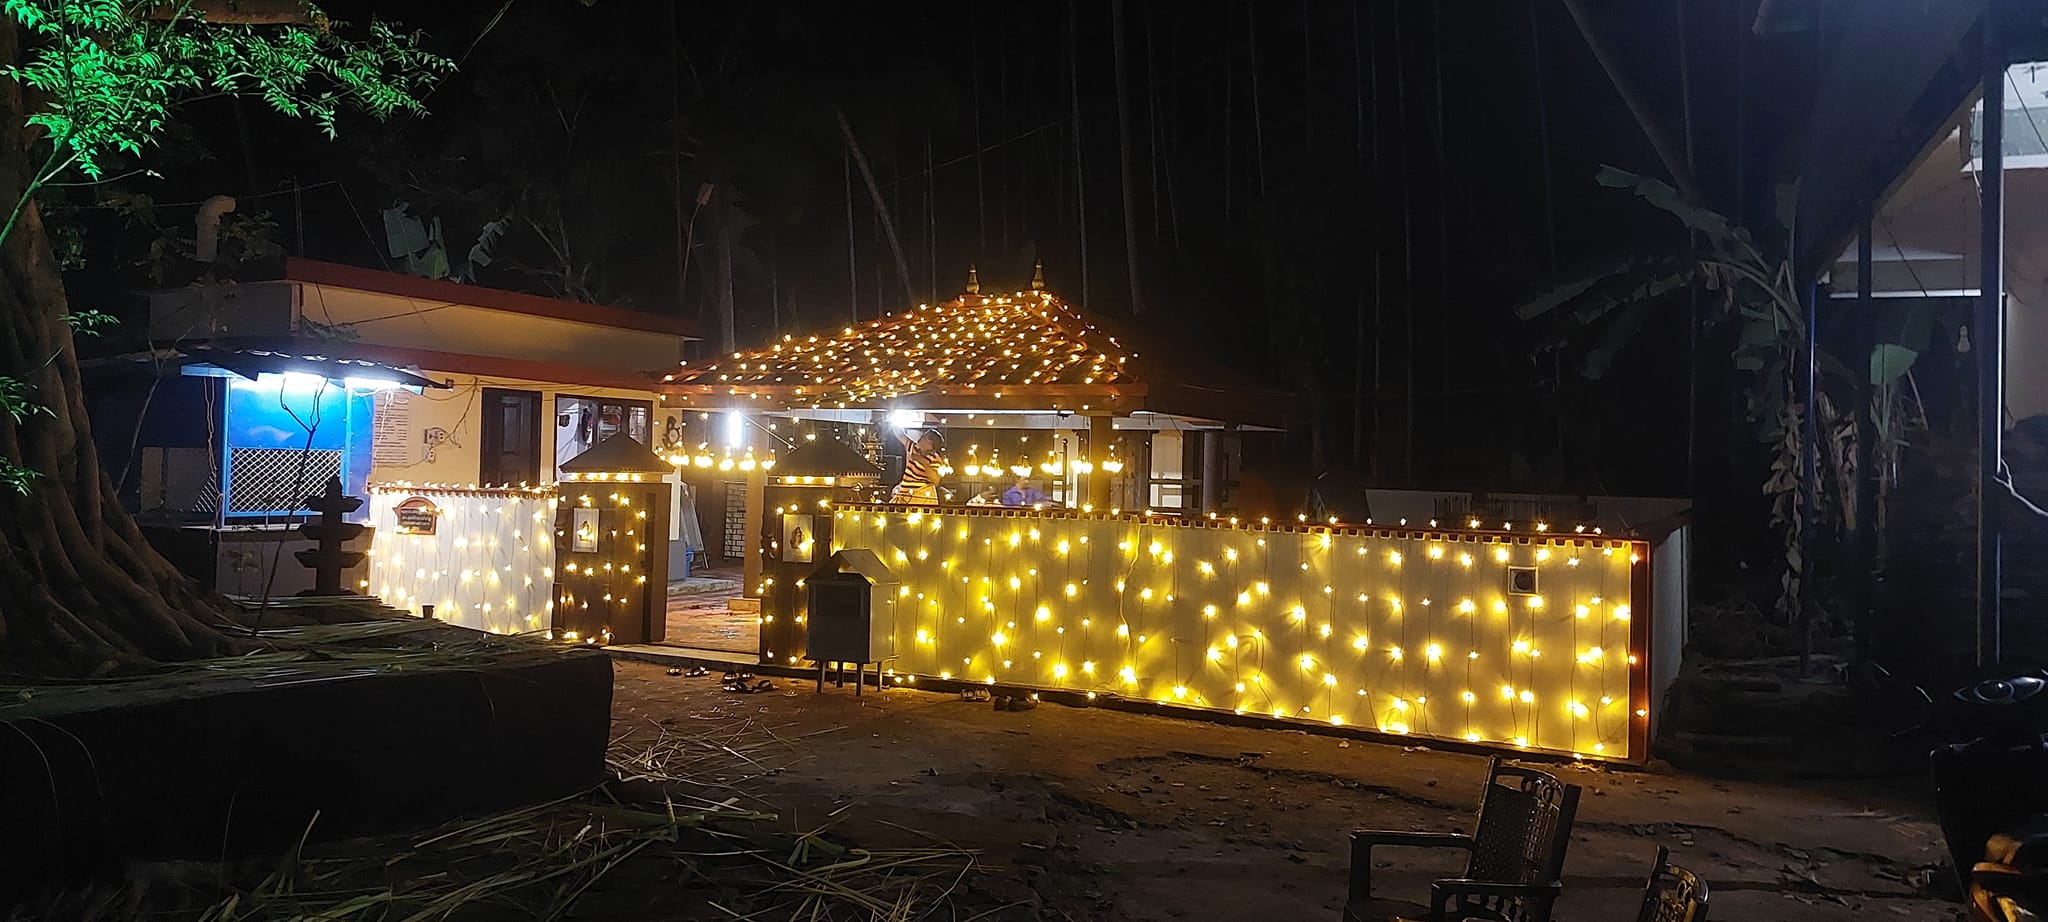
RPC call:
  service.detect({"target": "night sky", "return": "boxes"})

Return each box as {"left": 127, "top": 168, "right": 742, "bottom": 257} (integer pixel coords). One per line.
{"left": 75, "top": 1, "right": 1989, "bottom": 510}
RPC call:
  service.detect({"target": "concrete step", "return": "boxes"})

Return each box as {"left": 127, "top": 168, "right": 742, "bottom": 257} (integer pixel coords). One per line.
{"left": 667, "top": 578, "right": 742, "bottom": 596}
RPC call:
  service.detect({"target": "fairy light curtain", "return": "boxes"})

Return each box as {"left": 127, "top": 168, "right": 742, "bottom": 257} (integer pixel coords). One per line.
{"left": 827, "top": 505, "right": 1649, "bottom": 761}
{"left": 366, "top": 485, "right": 557, "bottom": 635}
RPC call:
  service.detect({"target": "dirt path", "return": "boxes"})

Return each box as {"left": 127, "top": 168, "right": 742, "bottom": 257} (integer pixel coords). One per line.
{"left": 613, "top": 660, "right": 1953, "bottom": 920}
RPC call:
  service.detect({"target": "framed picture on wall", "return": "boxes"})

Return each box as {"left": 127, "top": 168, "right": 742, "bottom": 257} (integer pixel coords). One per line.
{"left": 572, "top": 507, "right": 599, "bottom": 553}
{"left": 781, "top": 513, "right": 814, "bottom": 563}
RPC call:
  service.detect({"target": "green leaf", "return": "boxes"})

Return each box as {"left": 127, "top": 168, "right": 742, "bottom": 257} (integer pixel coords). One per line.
{"left": 63, "top": 309, "right": 117, "bottom": 336}
{"left": 0, "top": 457, "right": 38, "bottom": 495}
{"left": 1582, "top": 302, "right": 1650, "bottom": 380}
{"left": 1513, "top": 263, "right": 1623, "bottom": 320}
{"left": 0, "top": 1, "right": 454, "bottom": 257}
{"left": 1871, "top": 300, "right": 1935, "bottom": 354}
{"left": 1870, "top": 343, "right": 1919, "bottom": 385}
{"left": 0, "top": 375, "right": 45, "bottom": 423}
{"left": 1595, "top": 164, "right": 1732, "bottom": 239}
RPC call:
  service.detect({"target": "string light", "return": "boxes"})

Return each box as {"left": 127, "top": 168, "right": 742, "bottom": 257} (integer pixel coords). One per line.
{"left": 825, "top": 503, "right": 1647, "bottom": 759}
{"left": 661, "top": 289, "right": 1139, "bottom": 411}
{"left": 367, "top": 483, "right": 556, "bottom": 636}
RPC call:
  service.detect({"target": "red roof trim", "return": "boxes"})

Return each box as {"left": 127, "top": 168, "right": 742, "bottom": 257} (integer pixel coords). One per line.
{"left": 283, "top": 257, "right": 695, "bottom": 338}
{"left": 359, "top": 343, "right": 668, "bottom": 393}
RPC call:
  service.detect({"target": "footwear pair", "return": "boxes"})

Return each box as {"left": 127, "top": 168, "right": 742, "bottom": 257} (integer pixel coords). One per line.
{"left": 723, "top": 672, "right": 772, "bottom": 693}
{"left": 993, "top": 694, "right": 1039, "bottom": 712}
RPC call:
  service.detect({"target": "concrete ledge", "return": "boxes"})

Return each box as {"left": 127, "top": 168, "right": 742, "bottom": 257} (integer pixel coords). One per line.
{"left": 667, "top": 577, "right": 742, "bottom": 595}
{"left": 0, "top": 648, "right": 613, "bottom": 901}
{"left": 607, "top": 644, "right": 763, "bottom": 670}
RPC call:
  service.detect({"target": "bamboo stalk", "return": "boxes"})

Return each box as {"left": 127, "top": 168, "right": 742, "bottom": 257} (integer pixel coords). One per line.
{"left": 1068, "top": 0, "right": 1090, "bottom": 310}
{"left": 1248, "top": 0, "right": 1267, "bottom": 201}
{"left": 1146, "top": 10, "right": 1162, "bottom": 240}
{"left": 845, "top": 151, "right": 858, "bottom": 322}
{"left": 1559, "top": 0, "right": 1702, "bottom": 202}
{"left": 1112, "top": 0, "right": 1145, "bottom": 316}
{"left": 836, "top": 109, "right": 915, "bottom": 308}
{"left": 1394, "top": 5, "right": 1415, "bottom": 482}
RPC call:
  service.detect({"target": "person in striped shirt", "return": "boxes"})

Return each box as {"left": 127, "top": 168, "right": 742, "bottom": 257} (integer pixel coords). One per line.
{"left": 891, "top": 429, "right": 947, "bottom": 504}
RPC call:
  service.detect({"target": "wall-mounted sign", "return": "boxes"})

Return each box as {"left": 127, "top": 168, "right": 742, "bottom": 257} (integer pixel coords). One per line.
{"left": 572, "top": 507, "right": 599, "bottom": 553}
{"left": 782, "top": 513, "right": 815, "bottom": 563}
{"left": 393, "top": 497, "right": 439, "bottom": 535}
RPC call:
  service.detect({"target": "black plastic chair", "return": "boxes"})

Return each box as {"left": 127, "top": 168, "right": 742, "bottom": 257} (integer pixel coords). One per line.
{"left": 1635, "top": 846, "right": 1709, "bottom": 922}
{"left": 1344, "top": 757, "right": 1581, "bottom": 922}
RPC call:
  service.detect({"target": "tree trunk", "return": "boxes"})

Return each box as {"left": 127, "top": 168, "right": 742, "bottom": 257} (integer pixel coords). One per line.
{"left": 714, "top": 192, "right": 736, "bottom": 353}
{"left": 0, "top": 21, "right": 250, "bottom": 677}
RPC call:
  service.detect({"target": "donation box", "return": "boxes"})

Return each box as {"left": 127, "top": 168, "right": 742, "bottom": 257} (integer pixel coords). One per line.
{"left": 804, "top": 549, "right": 898, "bottom": 688}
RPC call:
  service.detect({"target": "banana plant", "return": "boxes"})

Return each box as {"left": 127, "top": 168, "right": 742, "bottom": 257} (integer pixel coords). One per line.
{"left": 1515, "top": 163, "right": 1851, "bottom": 626}
{"left": 1857, "top": 298, "right": 1937, "bottom": 553}
{"left": 381, "top": 202, "right": 508, "bottom": 284}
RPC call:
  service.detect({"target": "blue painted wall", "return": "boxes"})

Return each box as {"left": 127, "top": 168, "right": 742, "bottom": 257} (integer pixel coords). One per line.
{"left": 219, "top": 374, "right": 373, "bottom": 519}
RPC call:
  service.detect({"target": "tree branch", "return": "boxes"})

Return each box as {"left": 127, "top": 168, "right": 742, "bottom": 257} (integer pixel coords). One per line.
{"left": 142, "top": 2, "right": 312, "bottom": 25}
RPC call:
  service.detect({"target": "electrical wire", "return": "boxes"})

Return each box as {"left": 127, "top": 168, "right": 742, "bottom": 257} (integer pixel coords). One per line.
{"left": 1996, "top": 460, "right": 2048, "bottom": 520}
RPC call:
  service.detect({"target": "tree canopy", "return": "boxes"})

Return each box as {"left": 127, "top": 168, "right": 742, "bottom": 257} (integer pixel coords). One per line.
{"left": 0, "top": 0, "right": 448, "bottom": 676}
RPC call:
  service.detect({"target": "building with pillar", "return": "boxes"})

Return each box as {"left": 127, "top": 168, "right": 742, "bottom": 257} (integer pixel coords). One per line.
{"left": 657, "top": 267, "right": 1294, "bottom": 521}
{"left": 653, "top": 272, "right": 1686, "bottom": 762}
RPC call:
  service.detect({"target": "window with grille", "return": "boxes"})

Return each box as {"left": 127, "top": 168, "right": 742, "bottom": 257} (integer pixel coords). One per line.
{"left": 226, "top": 448, "right": 341, "bottom": 516}
{"left": 1148, "top": 431, "right": 1186, "bottom": 511}
{"left": 219, "top": 373, "right": 362, "bottom": 518}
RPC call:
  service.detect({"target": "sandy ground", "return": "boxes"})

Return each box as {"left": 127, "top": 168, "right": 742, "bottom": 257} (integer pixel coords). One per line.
{"left": 611, "top": 659, "right": 1956, "bottom": 921}
{"left": 662, "top": 572, "right": 754, "bottom": 653}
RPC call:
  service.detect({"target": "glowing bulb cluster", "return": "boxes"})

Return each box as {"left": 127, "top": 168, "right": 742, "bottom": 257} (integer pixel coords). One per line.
{"left": 821, "top": 503, "right": 1648, "bottom": 759}
{"left": 661, "top": 290, "right": 1136, "bottom": 410}
{"left": 366, "top": 485, "right": 559, "bottom": 636}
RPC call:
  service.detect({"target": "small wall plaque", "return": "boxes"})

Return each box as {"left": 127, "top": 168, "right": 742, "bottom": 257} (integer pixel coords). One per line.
{"left": 572, "top": 507, "right": 599, "bottom": 553}
{"left": 393, "top": 497, "right": 438, "bottom": 535}
{"left": 782, "top": 513, "right": 815, "bottom": 563}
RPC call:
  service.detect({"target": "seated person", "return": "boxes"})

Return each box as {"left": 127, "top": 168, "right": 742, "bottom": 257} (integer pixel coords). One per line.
{"left": 1002, "top": 474, "right": 1048, "bottom": 507}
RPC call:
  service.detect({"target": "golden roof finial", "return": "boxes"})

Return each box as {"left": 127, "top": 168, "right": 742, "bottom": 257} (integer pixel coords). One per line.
{"left": 965, "top": 263, "right": 980, "bottom": 295}
{"left": 1031, "top": 258, "right": 1046, "bottom": 291}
